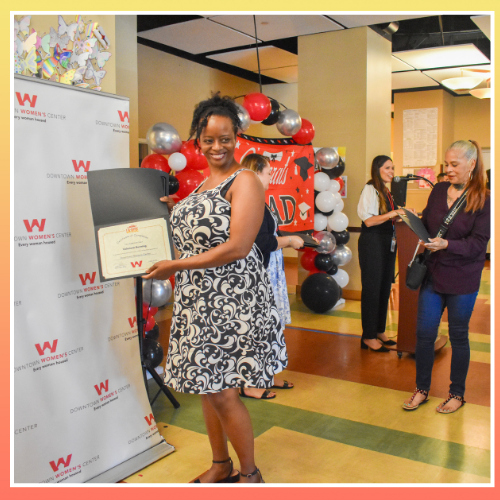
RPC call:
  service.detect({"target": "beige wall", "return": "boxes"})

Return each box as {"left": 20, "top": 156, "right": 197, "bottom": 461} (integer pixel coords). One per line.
{"left": 116, "top": 15, "right": 139, "bottom": 168}
{"left": 137, "top": 44, "right": 262, "bottom": 142}
{"left": 22, "top": 14, "right": 116, "bottom": 94}
{"left": 454, "top": 96, "right": 491, "bottom": 147}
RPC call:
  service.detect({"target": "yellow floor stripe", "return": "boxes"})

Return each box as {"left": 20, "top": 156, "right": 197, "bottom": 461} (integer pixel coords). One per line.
{"left": 470, "top": 351, "right": 491, "bottom": 364}
{"left": 254, "top": 427, "right": 489, "bottom": 483}
{"left": 266, "top": 370, "right": 490, "bottom": 451}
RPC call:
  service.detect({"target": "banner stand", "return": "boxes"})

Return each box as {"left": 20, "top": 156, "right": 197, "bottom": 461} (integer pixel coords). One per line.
{"left": 86, "top": 440, "right": 174, "bottom": 483}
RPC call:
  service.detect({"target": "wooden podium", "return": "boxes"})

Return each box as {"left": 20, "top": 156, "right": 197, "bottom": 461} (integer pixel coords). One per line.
{"left": 395, "top": 220, "right": 448, "bottom": 357}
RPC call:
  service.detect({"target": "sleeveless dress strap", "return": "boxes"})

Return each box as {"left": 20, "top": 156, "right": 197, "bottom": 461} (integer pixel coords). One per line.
{"left": 219, "top": 168, "right": 247, "bottom": 198}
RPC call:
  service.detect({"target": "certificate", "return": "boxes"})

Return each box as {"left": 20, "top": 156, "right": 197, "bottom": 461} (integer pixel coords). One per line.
{"left": 97, "top": 218, "right": 172, "bottom": 279}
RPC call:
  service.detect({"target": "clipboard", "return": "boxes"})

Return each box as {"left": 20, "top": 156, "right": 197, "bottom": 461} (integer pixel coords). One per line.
{"left": 398, "top": 208, "right": 431, "bottom": 243}
{"left": 87, "top": 168, "right": 175, "bottom": 282}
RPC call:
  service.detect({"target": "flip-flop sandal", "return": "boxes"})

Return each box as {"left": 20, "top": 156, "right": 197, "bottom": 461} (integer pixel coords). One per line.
{"left": 272, "top": 380, "right": 294, "bottom": 389}
{"left": 240, "top": 388, "right": 276, "bottom": 400}
{"left": 436, "top": 393, "right": 465, "bottom": 414}
{"left": 402, "top": 388, "right": 429, "bottom": 411}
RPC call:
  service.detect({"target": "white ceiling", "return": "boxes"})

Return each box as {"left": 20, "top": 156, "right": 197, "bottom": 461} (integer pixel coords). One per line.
{"left": 208, "top": 15, "right": 343, "bottom": 41}
{"left": 423, "top": 65, "right": 491, "bottom": 94}
{"left": 471, "top": 15, "right": 491, "bottom": 40}
{"left": 139, "top": 18, "right": 259, "bottom": 54}
{"left": 392, "top": 55, "right": 415, "bottom": 72}
{"left": 325, "top": 14, "right": 427, "bottom": 29}
{"left": 261, "top": 66, "right": 298, "bottom": 84}
{"left": 207, "top": 46, "right": 298, "bottom": 72}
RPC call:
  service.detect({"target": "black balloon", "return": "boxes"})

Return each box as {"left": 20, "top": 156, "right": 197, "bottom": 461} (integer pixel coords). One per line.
{"left": 261, "top": 98, "right": 281, "bottom": 125}
{"left": 314, "top": 253, "right": 334, "bottom": 272}
{"left": 331, "top": 229, "right": 350, "bottom": 245}
{"left": 168, "top": 175, "right": 180, "bottom": 195}
{"left": 300, "top": 274, "right": 341, "bottom": 313}
{"left": 145, "top": 323, "right": 160, "bottom": 341}
{"left": 327, "top": 263, "right": 338, "bottom": 276}
{"left": 142, "top": 338, "right": 164, "bottom": 368}
{"left": 329, "top": 157, "right": 345, "bottom": 178}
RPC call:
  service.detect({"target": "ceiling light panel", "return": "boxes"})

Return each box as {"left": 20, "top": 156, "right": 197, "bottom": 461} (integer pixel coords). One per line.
{"left": 261, "top": 66, "right": 298, "bottom": 84}
{"left": 328, "top": 14, "right": 426, "bottom": 28}
{"left": 207, "top": 46, "right": 298, "bottom": 72}
{"left": 392, "top": 71, "right": 440, "bottom": 90}
{"left": 138, "top": 18, "right": 259, "bottom": 54}
{"left": 423, "top": 65, "right": 490, "bottom": 85}
{"left": 394, "top": 43, "right": 490, "bottom": 70}
{"left": 208, "top": 15, "right": 343, "bottom": 41}
{"left": 392, "top": 55, "right": 415, "bottom": 72}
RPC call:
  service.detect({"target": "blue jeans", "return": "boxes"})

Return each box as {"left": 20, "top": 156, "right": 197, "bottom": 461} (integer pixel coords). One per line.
{"left": 415, "top": 280, "right": 478, "bottom": 397}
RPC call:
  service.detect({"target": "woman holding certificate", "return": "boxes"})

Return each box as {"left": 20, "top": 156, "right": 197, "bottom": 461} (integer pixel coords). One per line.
{"left": 144, "top": 94, "right": 287, "bottom": 483}
{"left": 403, "top": 140, "right": 490, "bottom": 413}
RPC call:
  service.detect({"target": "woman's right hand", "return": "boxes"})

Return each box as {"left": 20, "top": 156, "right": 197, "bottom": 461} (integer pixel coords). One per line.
{"left": 160, "top": 196, "right": 176, "bottom": 211}
{"left": 289, "top": 236, "right": 305, "bottom": 249}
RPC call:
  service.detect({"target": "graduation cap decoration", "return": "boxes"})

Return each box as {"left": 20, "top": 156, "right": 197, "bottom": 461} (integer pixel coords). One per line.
{"left": 294, "top": 156, "right": 314, "bottom": 181}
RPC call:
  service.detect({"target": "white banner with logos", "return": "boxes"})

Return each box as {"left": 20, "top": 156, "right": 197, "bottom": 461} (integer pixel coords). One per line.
{"left": 13, "top": 75, "right": 169, "bottom": 484}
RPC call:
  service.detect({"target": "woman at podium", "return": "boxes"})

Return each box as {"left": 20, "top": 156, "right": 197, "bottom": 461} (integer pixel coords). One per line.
{"left": 403, "top": 140, "right": 490, "bottom": 413}
{"left": 145, "top": 94, "right": 287, "bottom": 483}
{"left": 357, "top": 155, "right": 406, "bottom": 352}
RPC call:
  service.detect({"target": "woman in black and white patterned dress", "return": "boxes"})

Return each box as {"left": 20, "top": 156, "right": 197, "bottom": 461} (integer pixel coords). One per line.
{"left": 145, "top": 94, "right": 287, "bottom": 484}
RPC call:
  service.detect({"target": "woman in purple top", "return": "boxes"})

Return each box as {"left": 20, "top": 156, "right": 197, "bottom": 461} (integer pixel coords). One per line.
{"left": 403, "top": 140, "right": 490, "bottom": 413}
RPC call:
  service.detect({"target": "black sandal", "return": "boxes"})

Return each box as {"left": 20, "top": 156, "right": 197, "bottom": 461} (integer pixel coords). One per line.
{"left": 272, "top": 380, "right": 294, "bottom": 389}
{"left": 436, "top": 393, "right": 466, "bottom": 414}
{"left": 241, "top": 467, "right": 265, "bottom": 483}
{"left": 193, "top": 457, "right": 240, "bottom": 483}
{"left": 240, "top": 387, "right": 276, "bottom": 400}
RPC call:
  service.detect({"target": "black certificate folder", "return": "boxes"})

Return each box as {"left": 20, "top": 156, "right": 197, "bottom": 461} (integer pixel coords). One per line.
{"left": 87, "top": 168, "right": 175, "bottom": 282}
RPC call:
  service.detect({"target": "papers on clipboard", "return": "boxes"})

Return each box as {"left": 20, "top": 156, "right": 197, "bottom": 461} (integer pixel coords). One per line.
{"left": 398, "top": 208, "right": 431, "bottom": 242}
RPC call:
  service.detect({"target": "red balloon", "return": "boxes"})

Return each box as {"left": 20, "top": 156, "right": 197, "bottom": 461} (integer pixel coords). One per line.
{"left": 169, "top": 274, "right": 175, "bottom": 290}
{"left": 176, "top": 169, "right": 204, "bottom": 199}
{"left": 143, "top": 303, "right": 158, "bottom": 318}
{"left": 145, "top": 315, "right": 156, "bottom": 332}
{"left": 335, "top": 177, "right": 345, "bottom": 191}
{"left": 308, "top": 269, "right": 327, "bottom": 275}
{"left": 300, "top": 248, "right": 318, "bottom": 272}
{"left": 292, "top": 119, "right": 315, "bottom": 144}
{"left": 201, "top": 167, "right": 210, "bottom": 179}
{"left": 141, "top": 153, "right": 170, "bottom": 173}
{"left": 180, "top": 139, "right": 209, "bottom": 171}
{"left": 243, "top": 93, "right": 271, "bottom": 122}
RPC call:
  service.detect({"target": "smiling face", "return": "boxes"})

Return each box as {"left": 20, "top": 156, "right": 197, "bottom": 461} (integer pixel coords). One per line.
{"left": 445, "top": 148, "right": 475, "bottom": 186}
{"left": 256, "top": 162, "right": 272, "bottom": 191}
{"left": 198, "top": 115, "right": 237, "bottom": 169}
{"left": 379, "top": 159, "right": 395, "bottom": 184}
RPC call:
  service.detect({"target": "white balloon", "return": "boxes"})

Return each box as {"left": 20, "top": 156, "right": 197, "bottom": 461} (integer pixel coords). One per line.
{"left": 314, "top": 213, "right": 328, "bottom": 231}
{"left": 328, "top": 179, "right": 341, "bottom": 193}
{"left": 328, "top": 212, "right": 349, "bottom": 232}
{"left": 333, "top": 268, "right": 349, "bottom": 288}
{"left": 315, "top": 191, "right": 336, "bottom": 213}
{"left": 334, "top": 198, "right": 344, "bottom": 212}
{"left": 332, "top": 192, "right": 342, "bottom": 206}
{"left": 168, "top": 152, "right": 187, "bottom": 171}
{"left": 314, "top": 172, "right": 330, "bottom": 192}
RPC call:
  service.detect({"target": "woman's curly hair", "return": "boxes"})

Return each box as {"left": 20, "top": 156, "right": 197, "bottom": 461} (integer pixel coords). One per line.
{"left": 189, "top": 92, "right": 241, "bottom": 146}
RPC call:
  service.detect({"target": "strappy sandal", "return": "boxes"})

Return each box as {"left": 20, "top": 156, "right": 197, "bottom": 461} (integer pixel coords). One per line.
{"left": 240, "top": 467, "right": 265, "bottom": 483}
{"left": 193, "top": 457, "right": 240, "bottom": 483}
{"left": 240, "top": 387, "right": 276, "bottom": 400}
{"left": 402, "top": 388, "right": 429, "bottom": 411}
{"left": 272, "top": 380, "right": 294, "bottom": 389}
{"left": 436, "top": 393, "right": 466, "bottom": 414}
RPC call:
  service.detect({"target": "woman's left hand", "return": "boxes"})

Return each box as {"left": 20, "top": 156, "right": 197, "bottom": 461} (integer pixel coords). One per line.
{"left": 143, "top": 260, "right": 178, "bottom": 280}
{"left": 424, "top": 237, "right": 448, "bottom": 252}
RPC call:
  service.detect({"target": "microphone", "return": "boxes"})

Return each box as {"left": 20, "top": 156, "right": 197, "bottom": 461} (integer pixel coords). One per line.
{"left": 393, "top": 174, "right": 434, "bottom": 187}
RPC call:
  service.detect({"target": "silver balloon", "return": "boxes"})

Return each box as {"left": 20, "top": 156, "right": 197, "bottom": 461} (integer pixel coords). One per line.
{"left": 276, "top": 109, "right": 302, "bottom": 136}
{"left": 316, "top": 148, "right": 339, "bottom": 169}
{"left": 314, "top": 231, "right": 336, "bottom": 254}
{"left": 143, "top": 279, "right": 172, "bottom": 307}
{"left": 331, "top": 245, "right": 352, "bottom": 266}
{"left": 235, "top": 103, "right": 251, "bottom": 132}
{"left": 146, "top": 122, "right": 182, "bottom": 155}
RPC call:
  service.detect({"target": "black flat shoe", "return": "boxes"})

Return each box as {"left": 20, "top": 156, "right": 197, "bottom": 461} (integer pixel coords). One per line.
{"left": 379, "top": 339, "right": 397, "bottom": 346}
{"left": 361, "top": 339, "right": 390, "bottom": 352}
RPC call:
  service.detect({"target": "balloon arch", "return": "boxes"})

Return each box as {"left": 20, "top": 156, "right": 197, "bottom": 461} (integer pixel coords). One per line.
{"left": 141, "top": 92, "right": 352, "bottom": 314}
